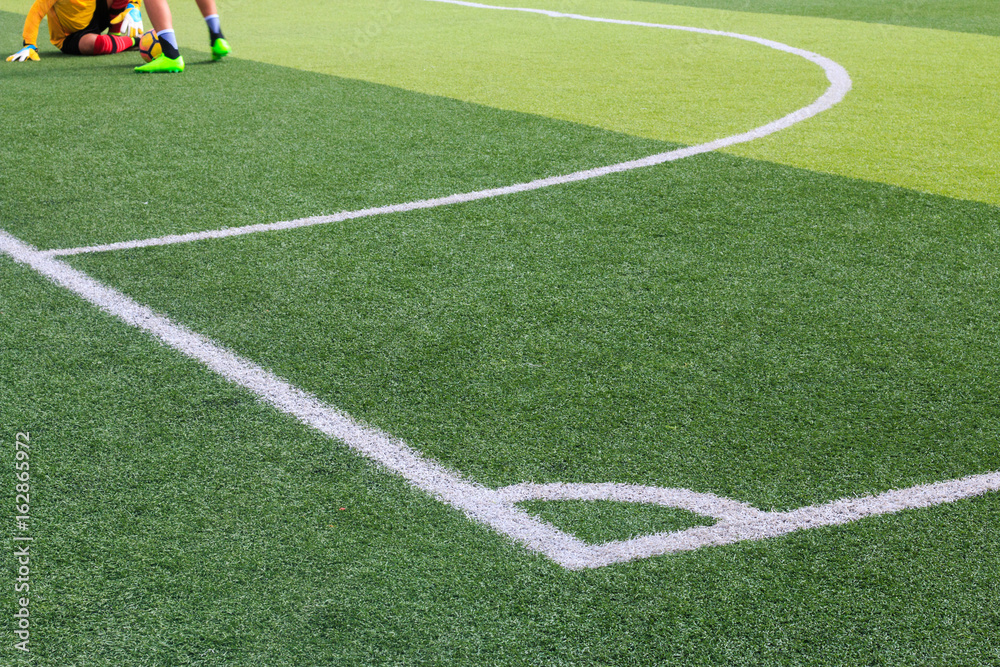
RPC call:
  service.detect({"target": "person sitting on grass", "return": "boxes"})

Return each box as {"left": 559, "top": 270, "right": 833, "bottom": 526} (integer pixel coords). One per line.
{"left": 7, "top": 0, "right": 143, "bottom": 62}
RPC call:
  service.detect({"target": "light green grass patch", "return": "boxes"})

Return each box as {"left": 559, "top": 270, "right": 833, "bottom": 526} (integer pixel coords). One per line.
{"left": 642, "top": 0, "right": 1000, "bottom": 37}
{"left": 156, "top": 0, "right": 999, "bottom": 208}
{"left": 5, "top": 0, "right": 995, "bottom": 205}
{"left": 468, "top": 0, "right": 1000, "bottom": 207}
{"left": 171, "top": 0, "right": 826, "bottom": 146}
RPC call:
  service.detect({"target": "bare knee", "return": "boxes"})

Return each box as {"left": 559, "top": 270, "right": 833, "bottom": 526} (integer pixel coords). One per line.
{"left": 76, "top": 33, "right": 99, "bottom": 55}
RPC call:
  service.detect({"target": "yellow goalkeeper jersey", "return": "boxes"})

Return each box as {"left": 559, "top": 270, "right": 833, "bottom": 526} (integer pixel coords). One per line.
{"left": 21, "top": 0, "right": 99, "bottom": 50}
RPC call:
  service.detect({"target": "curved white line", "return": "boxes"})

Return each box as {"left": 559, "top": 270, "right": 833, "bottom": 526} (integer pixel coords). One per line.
{"left": 18, "top": 5, "right": 974, "bottom": 574}
{"left": 45, "top": 1, "right": 851, "bottom": 257}
{"left": 577, "top": 471, "right": 1000, "bottom": 568}
{"left": 5, "top": 216, "right": 1000, "bottom": 570}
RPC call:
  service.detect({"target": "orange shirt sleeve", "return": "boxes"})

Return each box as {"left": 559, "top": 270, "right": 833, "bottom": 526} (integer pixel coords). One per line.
{"left": 21, "top": 0, "right": 59, "bottom": 47}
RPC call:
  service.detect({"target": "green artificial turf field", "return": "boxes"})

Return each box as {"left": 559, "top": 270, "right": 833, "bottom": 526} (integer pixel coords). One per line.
{"left": 641, "top": 0, "right": 1000, "bottom": 37}
{"left": 2, "top": 0, "right": 999, "bottom": 664}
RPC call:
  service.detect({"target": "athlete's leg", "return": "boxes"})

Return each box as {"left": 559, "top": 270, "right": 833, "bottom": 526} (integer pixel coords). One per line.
{"left": 61, "top": 0, "right": 136, "bottom": 55}
{"left": 142, "top": 0, "right": 174, "bottom": 36}
{"left": 134, "top": 0, "right": 184, "bottom": 72}
{"left": 194, "top": 0, "right": 230, "bottom": 60}
{"left": 69, "top": 32, "right": 136, "bottom": 54}
{"left": 141, "top": 0, "right": 178, "bottom": 57}
{"left": 193, "top": 0, "right": 217, "bottom": 19}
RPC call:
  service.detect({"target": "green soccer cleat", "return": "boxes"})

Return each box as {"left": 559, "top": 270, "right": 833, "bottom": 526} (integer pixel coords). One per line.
{"left": 135, "top": 54, "right": 185, "bottom": 73}
{"left": 211, "top": 37, "right": 231, "bottom": 61}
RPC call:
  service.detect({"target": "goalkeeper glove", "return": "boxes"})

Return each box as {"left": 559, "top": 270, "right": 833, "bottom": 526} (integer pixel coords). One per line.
{"left": 6, "top": 45, "right": 39, "bottom": 62}
{"left": 112, "top": 3, "right": 144, "bottom": 38}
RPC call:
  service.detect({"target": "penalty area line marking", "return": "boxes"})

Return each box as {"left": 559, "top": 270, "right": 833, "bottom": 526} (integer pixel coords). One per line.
{"left": 43, "top": 0, "right": 852, "bottom": 258}
{"left": 2, "top": 230, "right": 999, "bottom": 569}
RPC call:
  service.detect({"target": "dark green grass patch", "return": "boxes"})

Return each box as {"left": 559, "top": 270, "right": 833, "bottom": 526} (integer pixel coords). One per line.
{"left": 645, "top": 0, "right": 1000, "bottom": 36}
{"left": 0, "top": 256, "right": 539, "bottom": 665}
{"left": 73, "top": 150, "right": 1000, "bottom": 511}
{"left": 519, "top": 500, "right": 716, "bottom": 544}
{"left": 0, "top": 11, "right": 669, "bottom": 252}
{"left": 3, "top": 257, "right": 1000, "bottom": 666}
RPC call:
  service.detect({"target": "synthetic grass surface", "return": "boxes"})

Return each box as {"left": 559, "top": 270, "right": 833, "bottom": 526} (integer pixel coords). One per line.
{"left": 645, "top": 0, "right": 1000, "bottom": 36}
{"left": 4, "top": 1, "right": 998, "bottom": 207}
{"left": 2, "top": 254, "right": 1000, "bottom": 666}
{"left": 518, "top": 500, "right": 717, "bottom": 543}
{"left": 72, "top": 150, "right": 1000, "bottom": 510}
{"left": 2, "top": 0, "right": 1000, "bottom": 665}
{"left": 0, "top": 12, "right": 670, "bottom": 250}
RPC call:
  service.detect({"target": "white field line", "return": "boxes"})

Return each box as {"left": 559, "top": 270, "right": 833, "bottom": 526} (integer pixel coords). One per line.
{"left": 3, "top": 231, "right": 1000, "bottom": 568}
{"left": 500, "top": 478, "right": 1000, "bottom": 568}
{"left": 0, "top": 231, "right": 592, "bottom": 570}
{"left": 7, "top": 6, "right": 993, "bottom": 570}
{"left": 43, "top": 0, "right": 852, "bottom": 258}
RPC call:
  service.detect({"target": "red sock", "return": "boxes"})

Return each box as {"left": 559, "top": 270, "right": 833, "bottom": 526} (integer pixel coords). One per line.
{"left": 111, "top": 34, "right": 135, "bottom": 52}
{"left": 93, "top": 34, "right": 113, "bottom": 55}
{"left": 92, "top": 34, "right": 134, "bottom": 55}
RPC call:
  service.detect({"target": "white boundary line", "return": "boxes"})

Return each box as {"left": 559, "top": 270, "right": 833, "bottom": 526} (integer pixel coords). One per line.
{"left": 6, "top": 4, "right": 995, "bottom": 569}
{"left": 44, "top": 0, "right": 852, "bottom": 258}
{"left": 498, "top": 478, "right": 1000, "bottom": 568}
{"left": 0, "top": 231, "right": 593, "bottom": 569}
{"left": 4, "top": 230, "right": 999, "bottom": 570}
